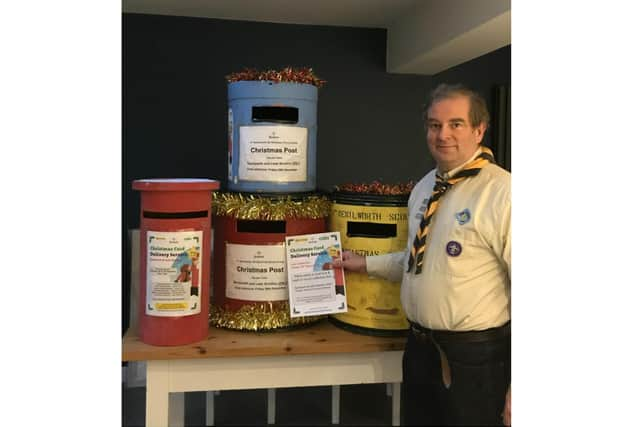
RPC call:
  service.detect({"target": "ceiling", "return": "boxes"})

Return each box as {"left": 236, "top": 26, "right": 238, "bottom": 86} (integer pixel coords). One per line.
{"left": 122, "top": 0, "right": 511, "bottom": 75}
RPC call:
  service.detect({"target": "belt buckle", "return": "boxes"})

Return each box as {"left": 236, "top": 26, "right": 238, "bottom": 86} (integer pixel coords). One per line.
{"left": 411, "top": 325, "right": 428, "bottom": 343}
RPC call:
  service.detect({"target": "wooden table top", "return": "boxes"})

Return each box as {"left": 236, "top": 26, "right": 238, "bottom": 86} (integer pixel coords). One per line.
{"left": 122, "top": 319, "right": 407, "bottom": 361}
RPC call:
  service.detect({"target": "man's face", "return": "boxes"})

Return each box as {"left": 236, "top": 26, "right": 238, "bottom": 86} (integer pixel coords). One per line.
{"left": 426, "top": 95, "right": 486, "bottom": 172}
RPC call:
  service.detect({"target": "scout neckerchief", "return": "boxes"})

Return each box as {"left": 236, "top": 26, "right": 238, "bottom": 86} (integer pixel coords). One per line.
{"left": 407, "top": 146, "right": 495, "bottom": 274}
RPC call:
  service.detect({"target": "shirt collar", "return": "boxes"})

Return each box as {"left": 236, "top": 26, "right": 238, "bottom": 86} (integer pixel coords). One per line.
{"left": 438, "top": 147, "right": 483, "bottom": 180}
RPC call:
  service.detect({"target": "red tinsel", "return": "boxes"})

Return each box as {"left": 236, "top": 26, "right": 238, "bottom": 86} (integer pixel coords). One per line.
{"left": 226, "top": 67, "right": 327, "bottom": 88}
{"left": 334, "top": 180, "right": 415, "bottom": 195}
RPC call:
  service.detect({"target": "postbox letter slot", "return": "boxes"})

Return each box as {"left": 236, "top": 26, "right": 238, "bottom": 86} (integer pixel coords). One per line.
{"left": 236, "top": 219, "right": 287, "bottom": 234}
{"left": 251, "top": 106, "right": 299, "bottom": 124}
{"left": 346, "top": 221, "right": 397, "bottom": 239}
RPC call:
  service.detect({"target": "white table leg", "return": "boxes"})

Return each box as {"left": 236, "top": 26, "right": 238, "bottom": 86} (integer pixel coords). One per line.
{"left": 391, "top": 382, "right": 401, "bottom": 426}
{"left": 206, "top": 391, "right": 215, "bottom": 426}
{"left": 169, "top": 393, "right": 185, "bottom": 427}
{"left": 331, "top": 385, "right": 340, "bottom": 424}
{"left": 267, "top": 388, "right": 276, "bottom": 424}
{"left": 386, "top": 382, "right": 392, "bottom": 397}
{"left": 146, "top": 360, "right": 170, "bottom": 427}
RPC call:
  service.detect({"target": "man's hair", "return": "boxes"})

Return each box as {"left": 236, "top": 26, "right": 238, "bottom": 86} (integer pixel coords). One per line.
{"left": 424, "top": 83, "right": 490, "bottom": 129}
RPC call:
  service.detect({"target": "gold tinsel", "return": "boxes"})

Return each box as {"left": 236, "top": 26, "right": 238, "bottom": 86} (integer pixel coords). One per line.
{"left": 210, "top": 302, "right": 325, "bottom": 331}
{"left": 212, "top": 192, "right": 331, "bottom": 220}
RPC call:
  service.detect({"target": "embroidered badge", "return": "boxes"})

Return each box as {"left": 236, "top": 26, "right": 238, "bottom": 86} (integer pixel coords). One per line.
{"left": 455, "top": 208, "right": 471, "bottom": 225}
{"left": 446, "top": 241, "right": 462, "bottom": 257}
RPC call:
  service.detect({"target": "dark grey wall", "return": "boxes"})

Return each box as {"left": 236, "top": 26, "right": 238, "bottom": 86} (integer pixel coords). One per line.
{"left": 122, "top": 13, "right": 510, "bottom": 331}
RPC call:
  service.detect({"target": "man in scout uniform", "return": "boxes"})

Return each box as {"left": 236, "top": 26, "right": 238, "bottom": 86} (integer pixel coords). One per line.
{"left": 334, "top": 83, "right": 511, "bottom": 425}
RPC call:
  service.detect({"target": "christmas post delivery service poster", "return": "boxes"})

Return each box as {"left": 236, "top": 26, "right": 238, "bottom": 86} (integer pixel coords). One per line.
{"left": 285, "top": 231, "right": 347, "bottom": 317}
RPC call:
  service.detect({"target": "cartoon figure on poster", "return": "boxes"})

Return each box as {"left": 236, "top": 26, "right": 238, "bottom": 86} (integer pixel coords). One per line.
{"left": 188, "top": 246, "right": 200, "bottom": 298}
{"left": 173, "top": 251, "right": 191, "bottom": 283}
{"left": 170, "top": 247, "right": 201, "bottom": 309}
{"left": 315, "top": 244, "right": 345, "bottom": 296}
{"left": 174, "top": 264, "right": 191, "bottom": 282}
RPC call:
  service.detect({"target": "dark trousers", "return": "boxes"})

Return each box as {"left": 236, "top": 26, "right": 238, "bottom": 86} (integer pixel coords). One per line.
{"left": 401, "top": 326, "right": 510, "bottom": 426}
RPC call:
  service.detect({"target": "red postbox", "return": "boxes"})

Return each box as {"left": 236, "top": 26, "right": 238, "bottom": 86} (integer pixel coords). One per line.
{"left": 210, "top": 192, "right": 331, "bottom": 330}
{"left": 132, "top": 178, "right": 220, "bottom": 346}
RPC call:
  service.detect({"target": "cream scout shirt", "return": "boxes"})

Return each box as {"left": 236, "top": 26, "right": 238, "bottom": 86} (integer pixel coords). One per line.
{"left": 366, "top": 150, "right": 511, "bottom": 331}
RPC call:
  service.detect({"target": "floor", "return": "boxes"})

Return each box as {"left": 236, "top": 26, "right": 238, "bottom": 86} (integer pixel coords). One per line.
{"left": 122, "top": 382, "right": 395, "bottom": 426}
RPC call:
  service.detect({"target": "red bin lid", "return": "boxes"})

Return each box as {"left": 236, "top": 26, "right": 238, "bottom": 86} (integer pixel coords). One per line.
{"left": 132, "top": 178, "right": 221, "bottom": 192}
